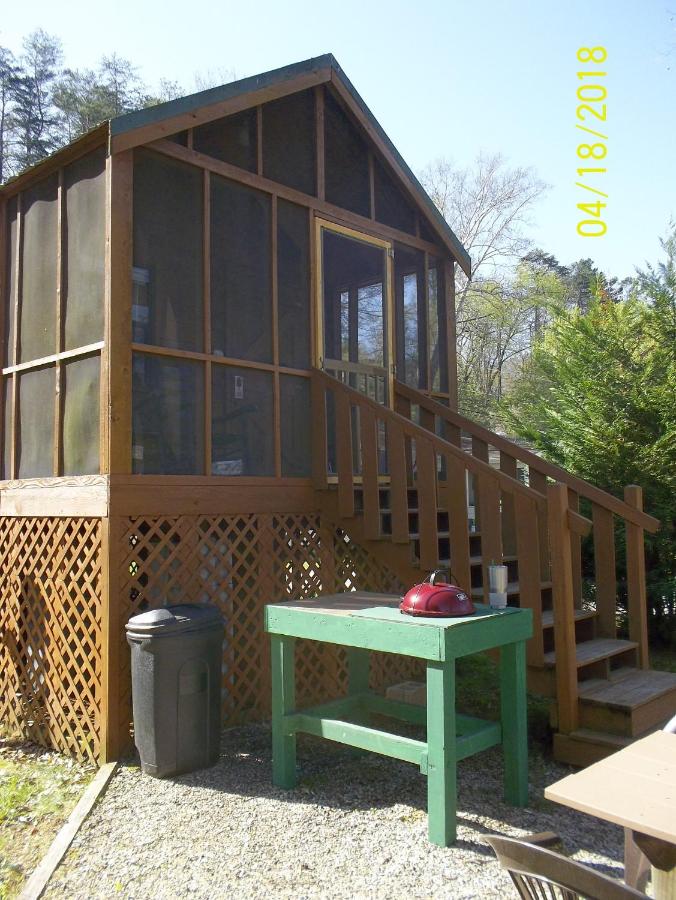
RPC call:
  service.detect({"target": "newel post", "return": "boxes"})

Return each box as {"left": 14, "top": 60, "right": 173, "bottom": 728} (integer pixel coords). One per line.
{"left": 624, "top": 485, "right": 650, "bottom": 669}
{"left": 547, "top": 482, "right": 578, "bottom": 734}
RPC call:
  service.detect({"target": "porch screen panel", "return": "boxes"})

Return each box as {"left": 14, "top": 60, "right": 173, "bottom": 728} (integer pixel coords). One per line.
{"left": 193, "top": 109, "right": 257, "bottom": 172}
{"left": 277, "top": 200, "right": 310, "bottom": 369}
{"left": 64, "top": 148, "right": 106, "bottom": 349}
{"left": 211, "top": 366, "right": 273, "bottom": 476}
{"left": 262, "top": 90, "right": 316, "bottom": 196}
{"left": 132, "top": 354, "right": 204, "bottom": 474}
{"left": 280, "top": 375, "right": 311, "bottom": 477}
{"left": 63, "top": 355, "right": 100, "bottom": 475}
{"left": 20, "top": 175, "right": 58, "bottom": 362}
{"left": 428, "top": 258, "right": 448, "bottom": 392}
{"left": 133, "top": 150, "right": 203, "bottom": 352}
{"left": 2, "top": 377, "right": 12, "bottom": 479}
{"left": 3, "top": 197, "right": 17, "bottom": 366}
{"left": 394, "top": 244, "right": 426, "bottom": 389}
{"left": 18, "top": 366, "right": 54, "bottom": 477}
{"left": 324, "top": 89, "right": 370, "bottom": 217}
{"left": 374, "top": 158, "right": 416, "bottom": 236}
{"left": 210, "top": 176, "right": 272, "bottom": 363}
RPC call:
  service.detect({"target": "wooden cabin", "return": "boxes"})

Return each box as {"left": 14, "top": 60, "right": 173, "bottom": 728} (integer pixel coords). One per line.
{"left": 1, "top": 55, "right": 674, "bottom": 768}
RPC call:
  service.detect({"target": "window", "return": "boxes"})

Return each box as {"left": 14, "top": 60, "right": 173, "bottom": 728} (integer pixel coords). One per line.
{"left": 324, "top": 88, "right": 370, "bottom": 217}
{"left": 277, "top": 200, "right": 310, "bottom": 368}
{"left": 394, "top": 244, "right": 426, "bottom": 389}
{"left": 374, "top": 158, "right": 416, "bottom": 235}
{"left": 262, "top": 90, "right": 316, "bottom": 195}
{"left": 3, "top": 197, "right": 17, "bottom": 367}
{"left": 280, "top": 375, "right": 311, "bottom": 476}
{"left": 211, "top": 366, "right": 273, "bottom": 476}
{"left": 20, "top": 175, "right": 58, "bottom": 362}
{"left": 428, "top": 258, "right": 448, "bottom": 392}
{"left": 62, "top": 355, "right": 100, "bottom": 475}
{"left": 18, "top": 367, "right": 55, "bottom": 477}
{"left": 193, "top": 109, "right": 257, "bottom": 172}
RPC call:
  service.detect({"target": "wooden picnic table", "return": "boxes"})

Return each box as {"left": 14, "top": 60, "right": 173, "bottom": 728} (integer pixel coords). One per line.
{"left": 264, "top": 591, "right": 533, "bottom": 846}
{"left": 545, "top": 730, "right": 676, "bottom": 898}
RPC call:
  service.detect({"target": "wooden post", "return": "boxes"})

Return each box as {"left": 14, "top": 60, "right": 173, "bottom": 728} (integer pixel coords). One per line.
{"left": 311, "top": 374, "right": 328, "bottom": 489}
{"left": 592, "top": 503, "right": 617, "bottom": 638}
{"left": 387, "top": 419, "right": 410, "bottom": 544}
{"left": 568, "top": 489, "right": 582, "bottom": 609}
{"left": 529, "top": 467, "right": 551, "bottom": 581}
{"left": 445, "top": 454, "right": 472, "bottom": 595}
{"left": 624, "top": 485, "right": 650, "bottom": 669}
{"left": 500, "top": 452, "right": 518, "bottom": 556}
{"left": 360, "top": 406, "right": 380, "bottom": 540}
{"left": 477, "top": 471, "right": 502, "bottom": 602}
{"left": 547, "top": 482, "right": 578, "bottom": 735}
{"left": 99, "top": 516, "right": 123, "bottom": 762}
{"left": 335, "top": 390, "right": 354, "bottom": 518}
{"left": 416, "top": 438, "right": 438, "bottom": 571}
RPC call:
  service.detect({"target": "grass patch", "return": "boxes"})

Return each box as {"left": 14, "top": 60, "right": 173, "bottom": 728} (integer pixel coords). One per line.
{"left": 0, "top": 740, "right": 94, "bottom": 899}
{"left": 650, "top": 648, "right": 676, "bottom": 674}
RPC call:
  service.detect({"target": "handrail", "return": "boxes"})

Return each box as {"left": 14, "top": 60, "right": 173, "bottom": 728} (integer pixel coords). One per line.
{"left": 394, "top": 380, "right": 660, "bottom": 533}
{"left": 313, "top": 368, "right": 548, "bottom": 509}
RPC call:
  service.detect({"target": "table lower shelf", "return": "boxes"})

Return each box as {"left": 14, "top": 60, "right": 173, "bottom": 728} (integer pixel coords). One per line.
{"left": 280, "top": 692, "right": 502, "bottom": 775}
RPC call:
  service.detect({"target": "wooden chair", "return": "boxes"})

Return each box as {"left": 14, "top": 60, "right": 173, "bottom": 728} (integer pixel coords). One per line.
{"left": 486, "top": 835, "right": 648, "bottom": 899}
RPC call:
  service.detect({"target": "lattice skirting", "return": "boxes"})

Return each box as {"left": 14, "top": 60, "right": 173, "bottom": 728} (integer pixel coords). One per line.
{"left": 120, "top": 513, "right": 424, "bottom": 742}
{"left": 0, "top": 517, "right": 103, "bottom": 761}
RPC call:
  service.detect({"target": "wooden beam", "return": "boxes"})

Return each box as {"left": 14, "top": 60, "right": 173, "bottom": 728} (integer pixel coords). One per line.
{"left": 203, "top": 169, "right": 212, "bottom": 476}
{"left": 10, "top": 193, "right": 22, "bottom": 479}
{"left": 271, "top": 195, "right": 281, "bottom": 478}
{"left": 444, "top": 259, "right": 458, "bottom": 411}
{"left": 54, "top": 169, "right": 65, "bottom": 476}
{"left": 103, "top": 150, "right": 133, "bottom": 475}
{"left": 111, "top": 70, "right": 331, "bottom": 154}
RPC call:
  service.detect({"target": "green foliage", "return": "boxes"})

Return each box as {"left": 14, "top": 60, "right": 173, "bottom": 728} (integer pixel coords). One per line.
{"left": 505, "top": 231, "right": 676, "bottom": 644}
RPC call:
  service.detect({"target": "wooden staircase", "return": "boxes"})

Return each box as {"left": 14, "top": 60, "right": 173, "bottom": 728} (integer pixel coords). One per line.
{"left": 311, "top": 368, "right": 676, "bottom": 766}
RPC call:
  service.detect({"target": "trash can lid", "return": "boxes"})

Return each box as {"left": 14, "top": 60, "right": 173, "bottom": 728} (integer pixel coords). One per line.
{"left": 125, "top": 603, "right": 224, "bottom": 637}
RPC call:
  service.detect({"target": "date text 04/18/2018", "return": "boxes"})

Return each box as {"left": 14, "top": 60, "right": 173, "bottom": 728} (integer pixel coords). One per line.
{"left": 576, "top": 46, "right": 607, "bottom": 237}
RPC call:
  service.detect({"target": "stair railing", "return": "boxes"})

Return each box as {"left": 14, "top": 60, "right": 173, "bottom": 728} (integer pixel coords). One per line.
{"left": 394, "top": 382, "right": 657, "bottom": 670}
{"left": 312, "top": 368, "right": 548, "bottom": 664}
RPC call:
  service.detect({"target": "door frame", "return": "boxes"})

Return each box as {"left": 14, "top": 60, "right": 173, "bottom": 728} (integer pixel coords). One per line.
{"left": 314, "top": 216, "right": 395, "bottom": 407}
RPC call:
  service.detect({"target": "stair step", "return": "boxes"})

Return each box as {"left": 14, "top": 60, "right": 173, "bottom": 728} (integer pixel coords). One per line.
{"left": 578, "top": 667, "right": 676, "bottom": 711}
{"left": 553, "top": 727, "right": 634, "bottom": 766}
{"left": 543, "top": 638, "right": 638, "bottom": 670}
{"left": 541, "top": 609, "right": 597, "bottom": 628}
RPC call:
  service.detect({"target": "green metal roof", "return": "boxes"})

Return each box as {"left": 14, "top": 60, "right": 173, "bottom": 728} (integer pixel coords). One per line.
{"left": 111, "top": 54, "right": 471, "bottom": 275}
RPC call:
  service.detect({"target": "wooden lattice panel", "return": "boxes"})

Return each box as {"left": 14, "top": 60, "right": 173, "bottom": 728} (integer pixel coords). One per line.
{"left": 118, "top": 513, "right": 421, "bottom": 737}
{"left": 0, "top": 517, "right": 103, "bottom": 761}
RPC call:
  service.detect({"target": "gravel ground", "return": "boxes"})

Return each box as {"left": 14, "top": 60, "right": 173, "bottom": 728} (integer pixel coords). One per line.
{"left": 45, "top": 723, "right": 628, "bottom": 900}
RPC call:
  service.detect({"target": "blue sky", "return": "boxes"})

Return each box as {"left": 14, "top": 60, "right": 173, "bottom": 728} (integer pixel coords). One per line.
{"left": 2, "top": 0, "right": 675, "bottom": 278}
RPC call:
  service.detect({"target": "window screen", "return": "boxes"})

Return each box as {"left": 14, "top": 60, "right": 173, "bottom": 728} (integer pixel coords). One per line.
{"left": 210, "top": 175, "right": 272, "bottom": 363}
{"left": 277, "top": 200, "right": 310, "bottom": 369}
{"left": 133, "top": 150, "right": 203, "bottom": 352}
{"left": 211, "top": 366, "right": 273, "bottom": 476}
{"left": 262, "top": 90, "right": 316, "bottom": 195}
{"left": 324, "top": 89, "right": 370, "bottom": 217}
{"left": 419, "top": 214, "right": 438, "bottom": 245}
{"left": 374, "top": 158, "right": 416, "bottom": 235}
{"left": 64, "top": 148, "right": 106, "bottom": 350}
{"left": 193, "top": 109, "right": 257, "bottom": 172}
{"left": 132, "top": 353, "right": 204, "bottom": 474}
{"left": 18, "top": 366, "right": 54, "bottom": 477}
{"left": 2, "top": 377, "right": 12, "bottom": 479}
{"left": 20, "top": 175, "right": 58, "bottom": 362}
{"left": 63, "top": 355, "right": 100, "bottom": 475}
{"left": 428, "top": 259, "right": 448, "bottom": 392}
{"left": 394, "top": 244, "right": 426, "bottom": 389}
{"left": 280, "top": 375, "right": 311, "bottom": 477}
{"left": 4, "top": 197, "right": 17, "bottom": 367}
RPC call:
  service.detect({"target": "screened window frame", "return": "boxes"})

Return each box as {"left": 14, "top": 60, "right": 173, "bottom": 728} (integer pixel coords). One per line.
{"left": 0, "top": 163, "right": 105, "bottom": 481}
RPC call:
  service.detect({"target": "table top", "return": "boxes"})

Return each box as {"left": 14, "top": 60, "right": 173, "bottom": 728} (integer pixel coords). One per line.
{"left": 545, "top": 731, "right": 676, "bottom": 844}
{"left": 265, "top": 592, "right": 532, "bottom": 661}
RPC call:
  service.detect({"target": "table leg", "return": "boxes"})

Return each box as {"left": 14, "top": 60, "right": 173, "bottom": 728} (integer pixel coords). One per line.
{"left": 500, "top": 640, "right": 528, "bottom": 806}
{"left": 271, "top": 634, "right": 296, "bottom": 789}
{"left": 652, "top": 865, "right": 676, "bottom": 900}
{"left": 426, "top": 660, "right": 457, "bottom": 846}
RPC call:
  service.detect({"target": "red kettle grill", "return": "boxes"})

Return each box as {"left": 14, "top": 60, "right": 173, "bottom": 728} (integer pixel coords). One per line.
{"left": 400, "top": 569, "right": 475, "bottom": 617}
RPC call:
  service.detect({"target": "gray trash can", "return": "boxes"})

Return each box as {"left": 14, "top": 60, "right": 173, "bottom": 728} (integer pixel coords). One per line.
{"left": 126, "top": 604, "right": 224, "bottom": 778}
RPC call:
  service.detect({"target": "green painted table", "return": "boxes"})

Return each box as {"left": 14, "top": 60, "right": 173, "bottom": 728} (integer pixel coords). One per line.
{"left": 264, "top": 591, "right": 533, "bottom": 846}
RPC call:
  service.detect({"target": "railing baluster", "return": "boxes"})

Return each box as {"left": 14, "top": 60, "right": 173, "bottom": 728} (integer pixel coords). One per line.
{"left": 568, "top": 489, "right": 583, "bottom": 609}
{"left": 416, "top": 438, "right": 438, "bottom": 571}
{"left": 311, "top": 375, "right": 328, "bottom": 490}
{"left": 445, "top": 453, "right": 472, "bottom": 593}
{"left": 387, "top": 419, "right": 410, "bottom": 544}
{"left": 624, "top": 485, "right": 650, "bottom": 669}
{"left": 547, "top": 482, "right": 579, "bottom": 734}
{"left": 472, "top": 437, "right": 489, "bottom": 534}
{"left": 477, "top": 470, "right": 502, "bottom": 602}
{"left": 500, "top": 452, "right": 518, "bottom": 556}
{"left": 592, "top": 502, "right": 617, "bottom": 638}
{"left": 515, "top": 492, "right": 544, "bottom": 666}
{"left": 360, "top": 405, "right": 380, "bottom": 541}
{"left": 529, "top": 468, "right": 551, "bottom": 581}
{"left": 335, "top": 390, "right": 354, "bottom": 518}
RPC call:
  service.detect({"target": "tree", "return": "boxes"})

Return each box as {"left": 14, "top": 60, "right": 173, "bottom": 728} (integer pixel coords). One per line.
{"left": 0, "top": 45, "right": 23, "bottom": 182}
{"left": 505, "top": 230, "right": 676, "bottom": 644}
{"left": 11, "top": 30, "right": 62, "bottom": 170}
